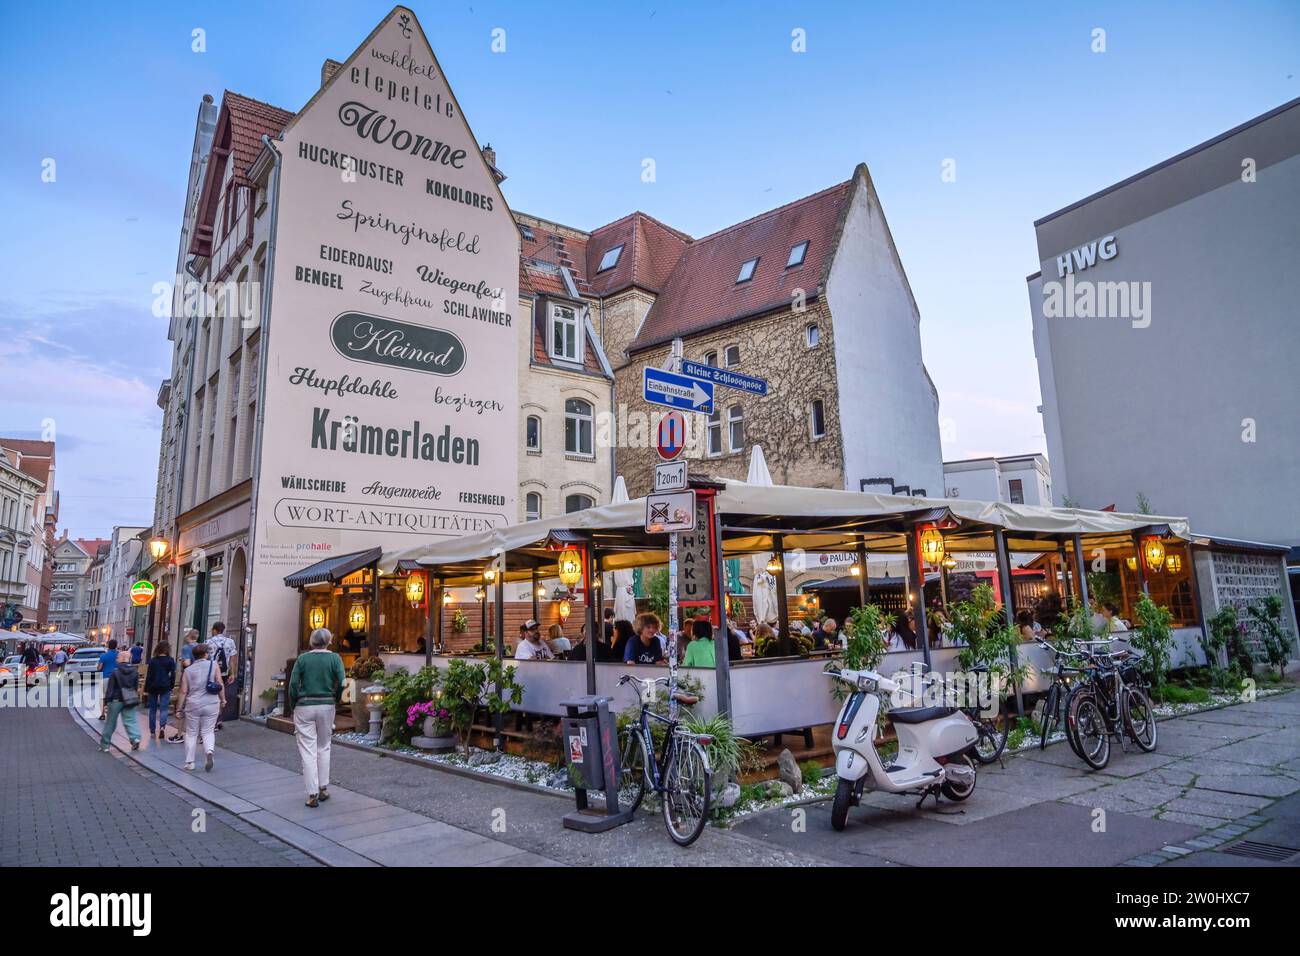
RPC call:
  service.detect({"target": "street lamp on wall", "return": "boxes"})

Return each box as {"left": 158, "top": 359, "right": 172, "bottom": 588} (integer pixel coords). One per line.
{"left": 148, "top": 537, "right": 169, "bottom": 562}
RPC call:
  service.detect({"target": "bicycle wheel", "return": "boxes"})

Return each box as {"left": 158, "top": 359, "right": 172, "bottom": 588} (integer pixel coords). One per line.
{"left": 662, "top": 736, "right": 711, "bottom": 846}
{"left": 1068, "top": 693, "right": 1111, "bottom": 770}
{"left": 1122, "top": 686, "right": 1158, "bottom": 752}
{"left": 616, "top": 725, "right": 648, "bottom": 812}
{"left": 1039, "top": 684, "right": 1059, "bottom": 750}
{"left": 972, "top": 718, "right": 1006, "bottom": 764}
{"left": 1062, "top": 684, "right": 1087, "bottom": 760}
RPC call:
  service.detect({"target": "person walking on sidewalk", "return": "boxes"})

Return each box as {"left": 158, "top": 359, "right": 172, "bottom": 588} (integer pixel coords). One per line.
{"left": 96, "top": 639, "right": 119, "bottom": 720}
{"left": 145, "top": 641, "right": 177, "bottom": 741}
{"left": 99, "top": 649, "right": 142, "bottom": 753}
{"left": 289, "top": 628, "right": 345, "bottom": 808}
{"left": 206, "top": 622, "right": 237, "bottom": 731}
{"left": 176, "top": 643, "right": 225, "bottom": 772}
{"left": 167, "top": 629, "right": 200, "bottom": 743}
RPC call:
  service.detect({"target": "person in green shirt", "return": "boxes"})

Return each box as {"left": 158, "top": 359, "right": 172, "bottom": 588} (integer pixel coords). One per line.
{"left": 289, "top": 628, "right": 346, "bottom": 807}
{"left": 681, "top": 619, "right": 716, "bottom": 668}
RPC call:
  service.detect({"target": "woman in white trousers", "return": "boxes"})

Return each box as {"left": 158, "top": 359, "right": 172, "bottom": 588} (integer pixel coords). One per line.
{"left": 289, "top": 628, "right": 346, "bottom": 807}
{"left": 176, "top": 642, "right": 225, "bottom": 772}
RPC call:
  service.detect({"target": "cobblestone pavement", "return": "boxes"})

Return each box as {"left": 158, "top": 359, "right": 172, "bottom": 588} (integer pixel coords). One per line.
{"left": 0, "top": 703, "right": 318, "bottom": 868}
{"left": 732, "top": 689, "right": 1300, "bottom": 867}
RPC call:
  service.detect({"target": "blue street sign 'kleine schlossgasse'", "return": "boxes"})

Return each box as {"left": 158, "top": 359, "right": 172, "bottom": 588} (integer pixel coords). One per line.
{"left": 680, "top": 360, "right": 768, "bottom": 396}
{"left": 643, "top": 366, "right": 714, "bottom": 413}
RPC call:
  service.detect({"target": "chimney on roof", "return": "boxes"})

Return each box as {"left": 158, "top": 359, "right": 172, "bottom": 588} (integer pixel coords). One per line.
{"left": 480, "top": 143, "right": 506, "bottom": 184}
{"left": 321, "top": 59, "right": 344, "bottom": 88}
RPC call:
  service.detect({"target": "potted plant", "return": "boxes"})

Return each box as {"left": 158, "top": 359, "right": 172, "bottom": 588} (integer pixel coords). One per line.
{"left": 450, "top": 609, "right": 469, "bottom": 634}
{"left": 407, "top": 699, "right": 457, "bottom": 751}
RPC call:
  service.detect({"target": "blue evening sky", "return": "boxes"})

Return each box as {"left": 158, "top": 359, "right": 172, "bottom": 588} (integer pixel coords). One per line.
{"left": 1, "top": 1, "right": 1296, "bottom": 537}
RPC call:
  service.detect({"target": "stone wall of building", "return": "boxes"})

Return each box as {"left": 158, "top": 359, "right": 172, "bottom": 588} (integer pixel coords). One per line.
{"left": 613, "top": 304, "right": 844, "bottom": 496}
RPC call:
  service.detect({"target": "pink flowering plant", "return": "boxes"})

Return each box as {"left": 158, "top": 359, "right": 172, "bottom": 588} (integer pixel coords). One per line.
{"left": 407, "top": 700, "right": 452, "bottom": 736}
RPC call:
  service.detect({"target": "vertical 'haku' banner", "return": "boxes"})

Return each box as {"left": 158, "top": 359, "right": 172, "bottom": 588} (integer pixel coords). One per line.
{"left": 248, "top": 6, "right": 519, "bottom": 692}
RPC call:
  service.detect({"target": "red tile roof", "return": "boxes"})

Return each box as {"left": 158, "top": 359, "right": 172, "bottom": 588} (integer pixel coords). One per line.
{"left": 585, "top": 212, "right": 690, "bottom": 297}
{"left": 222, "top": 91, "right": 294, "bottom": 189}
{"left": 628, "top": 179, "right": 853, "bottom": 351}
{"left": 73, "top": 538, "right": 110, "bottom": 558}
{"left": 0, "top": 438, "right": 54, "bottom": 490}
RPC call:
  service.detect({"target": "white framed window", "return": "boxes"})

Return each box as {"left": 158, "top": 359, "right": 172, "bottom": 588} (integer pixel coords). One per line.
{"left": 706, "top": 410, "right": 722, "bottom": 457}
{"left": 566, "top": 493, "right": 595, "bottom": 513}
{"left": 525, "top": 492, "right": 542, "bottom": 521}
{"left": 727, "top": 404, "right": 744, "bottom": 452}
{"left": 736, "top": 257, "right": 758, "bottom": 283}
{"left": 786, "top": 240, "right": 808, "bottom": 268}
{"left": 526, "top": 415, "right": 541, "bottom": 452}
{"left": 704, "top": 350, "right": 718, "bottom": 367}
{"left": 805, "top": 323, "right": 819, "bottom": 348}
{"left": 564, "top": 398, "right": 593, "bottom": 456}
{"left": 549, "top": 303, "right": 580, "bottom": 362}
{"left": 597, "top": 244, "right": 623, "bottom": 272}
{"left": 810, "top": 399, "right": 826, "bottom": 439}
{"left": 724, "top": 344, "right": 740, "bottom": 368}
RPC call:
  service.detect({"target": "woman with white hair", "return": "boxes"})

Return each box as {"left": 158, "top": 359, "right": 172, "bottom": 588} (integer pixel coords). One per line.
{"left": 289, "top": 628, "right": 346, "bottom": 808}
{"left": 175, "top": 642, "right": 224, "bottom": 772}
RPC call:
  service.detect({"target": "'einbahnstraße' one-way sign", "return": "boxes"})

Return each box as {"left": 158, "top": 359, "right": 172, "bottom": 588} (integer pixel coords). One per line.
{"left": 680, "top": 361, "right": 768, "bottom": 397}
{"left": 643, "top": 366, "right": 714, "bottom": 413}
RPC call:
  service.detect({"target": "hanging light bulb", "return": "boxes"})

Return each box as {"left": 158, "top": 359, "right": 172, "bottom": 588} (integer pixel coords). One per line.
{"left": 557, "top": 549, "right": 583, "bottom": 588}
{"left": 942, "top": 554, "right": 958, "bottom": 570}
{"left": 919, "top": 527, "right": 945, "bottom": 566}
{"left": 1126, "top": 556, "right": 1137, "bottom": 571}
{"left": 849, "top": 564, "right": 861, "bottom": 577}
{"left": 766, "top": 555, "right": 782, "bottom": 574}
{"left": 405, "top": 572, "right": 426, "bottom": 608}
{"left": 1143, "top": 536, "right": 1166, "bottom": 572}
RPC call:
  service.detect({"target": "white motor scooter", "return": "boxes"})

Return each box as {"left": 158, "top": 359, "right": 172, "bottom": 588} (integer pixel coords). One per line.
{"left": 826, "top": 666, "right": 979, "bottom": 830}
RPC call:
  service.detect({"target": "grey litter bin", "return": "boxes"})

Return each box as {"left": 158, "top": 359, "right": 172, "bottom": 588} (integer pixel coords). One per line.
{"left": 559, "top": 695, "right": 634, "bottom": 832}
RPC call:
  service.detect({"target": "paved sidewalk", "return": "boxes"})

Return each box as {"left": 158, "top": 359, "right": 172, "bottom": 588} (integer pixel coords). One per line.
{"left": 0, "top": 703, "right": 317, "bottom": 868}
{"left": 73, "top": 696, "right": 560, "bottom": 867}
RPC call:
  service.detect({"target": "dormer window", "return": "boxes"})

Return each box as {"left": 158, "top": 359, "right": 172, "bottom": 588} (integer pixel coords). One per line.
{"left": 736, "top": 257, "right": 758, "bottom": 283}
{"left": 597, "top": 244, "right": 623, "bottom": 273}
{"left": 787, "top": 241, "right": 808, "bottom": 268}
{"left": 549, "top": 303, "right": 581, "bottom": 363}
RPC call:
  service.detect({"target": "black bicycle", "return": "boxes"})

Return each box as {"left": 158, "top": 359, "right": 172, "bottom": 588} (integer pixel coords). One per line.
{"left": 616, "top": 674, "right": 713, "bottom": 846}
{"left": 1065, "top": 642, "right": 1158, "bottom": 770}
{"left": 1033, "top": 637, "right": 1086, "bottom": 751}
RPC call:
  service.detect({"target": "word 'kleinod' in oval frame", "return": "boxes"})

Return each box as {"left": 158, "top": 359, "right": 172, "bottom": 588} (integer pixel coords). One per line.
{"left": 330, "top": 311, "right": 466, "bottom": 376}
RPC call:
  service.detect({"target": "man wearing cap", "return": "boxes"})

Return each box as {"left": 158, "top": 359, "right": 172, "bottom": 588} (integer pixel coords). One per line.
{"left": 514, "top": 619, "right": 554, "bottom": 661}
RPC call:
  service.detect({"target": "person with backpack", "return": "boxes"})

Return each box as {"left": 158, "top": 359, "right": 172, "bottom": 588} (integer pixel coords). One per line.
{"left": 206, "top": 622, "right": 237, "bottom": 730}
{"left": 144, "top": 641, "right": 177, "bottom": 741}
{"left": 176, "top": 643, "right": 225, "bottom": 772}
{"left": 98, "top": 649, "right": 142, "bottom": 753}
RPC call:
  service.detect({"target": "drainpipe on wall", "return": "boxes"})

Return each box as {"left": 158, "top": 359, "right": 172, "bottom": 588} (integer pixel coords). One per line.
{"left": 168, "top": 256, "right": 204, "bottom": 645}
{"left": 239, "top": 134, "right": 283, "bottom": 713}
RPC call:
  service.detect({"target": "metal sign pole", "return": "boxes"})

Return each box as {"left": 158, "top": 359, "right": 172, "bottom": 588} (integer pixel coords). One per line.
{"left": 666, "top": 339, "right": 684, "bottom": 718}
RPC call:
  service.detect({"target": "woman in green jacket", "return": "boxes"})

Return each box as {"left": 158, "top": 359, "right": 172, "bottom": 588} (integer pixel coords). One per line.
{"left": 289, "top": 628, "right": 346, "bottom": 807}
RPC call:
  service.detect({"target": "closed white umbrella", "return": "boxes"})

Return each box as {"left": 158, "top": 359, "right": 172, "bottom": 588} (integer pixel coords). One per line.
{"left": 607, "top": 476, "right": 638, "bottom": 622}
{"left": 746, "top": 447, "right": 780, "bottom": 625}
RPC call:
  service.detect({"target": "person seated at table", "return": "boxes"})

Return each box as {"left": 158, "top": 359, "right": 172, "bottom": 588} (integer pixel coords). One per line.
{"left": 681, "top": 619, "right": 716, "bottom": 668}
{"left": 1101, "top": 602, "right": 1126, "bottom": 633}
{"left": 514, "top": 619, "right": 554, "bottom": 660}
{"left": 624, "top": 613, "right": 666, "bottom": 665}
{"left": 891, "top": 610, "right": 918, "bottom": 650}
{"left": 547, "top": 624, "right": 572, "bottom": 658}
{"left": 416, "top": 636, "right": 427, "bottom": 654}
{"left": 811, "top": 617, "right": 839, "bottom": 651}
{"left": 609, "top": 619, "right": 635, "bottom": 661}
{"left": 1015, "top": 609, "right": 1036, "bottom": 642}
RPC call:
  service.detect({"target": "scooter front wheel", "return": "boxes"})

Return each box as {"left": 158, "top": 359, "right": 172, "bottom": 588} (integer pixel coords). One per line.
{"left": 830, "top": 777, "right": 855, "bottom": 830}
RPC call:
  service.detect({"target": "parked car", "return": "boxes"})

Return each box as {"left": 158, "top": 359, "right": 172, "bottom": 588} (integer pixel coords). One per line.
{"left": 0, "top": 654, "right": 48, "bottom": 687}
{"left": 65, "top": 646, "right": 107, "bottom": 677}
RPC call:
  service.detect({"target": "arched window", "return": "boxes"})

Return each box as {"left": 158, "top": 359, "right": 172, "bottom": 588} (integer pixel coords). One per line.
{"left": 727, "top": 404, "right": 744, "bottom": 452}
{"left": 564, "top": 398, "right": 593, "bottom": 456}
{"left": 525, "top": 492, "right": 542, "bottom": 521}
{"left": 810, "top": 399, "right": 826, "bottom": 439}
{"left": 706, "top": 409, "right": 722, "bottom": 457}
{"left": 525, "top": 415, "right": 541, "bottom": 451}
{"left": 566, "top": 493, "right": 594, "bottom": 513}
